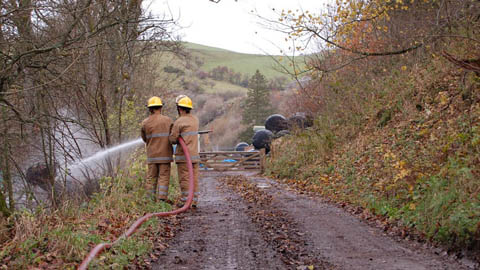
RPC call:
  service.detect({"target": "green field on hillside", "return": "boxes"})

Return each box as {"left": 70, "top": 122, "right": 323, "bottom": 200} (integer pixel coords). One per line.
{"left": 184, "top": 42, "right": 301, "bottom": 79}
{"left": 151, "top": 42, "right": 304, "bottom": 96}
{"left": 207, "top": 80, "right": 248, "bottom": 94}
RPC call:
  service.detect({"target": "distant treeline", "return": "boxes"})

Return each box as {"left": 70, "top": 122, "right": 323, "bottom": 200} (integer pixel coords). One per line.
{"left": 164, "top": 65, "right": 288, "bottom": 91}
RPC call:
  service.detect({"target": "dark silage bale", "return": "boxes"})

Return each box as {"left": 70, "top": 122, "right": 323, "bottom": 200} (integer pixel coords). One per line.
{"left": 288, "top": 114, "right": 314, "bottom": 129}
{"left": 235, "top": 142, "right": 249, "bottom": 151}
{"left": 26, "top": 163, "right": 51, "bottom": 188}
{"left": 265, "top": 114, "right": 288, "bottom": 133}
{"left": 252, "top": 129, "right": 273, "bottom": 153}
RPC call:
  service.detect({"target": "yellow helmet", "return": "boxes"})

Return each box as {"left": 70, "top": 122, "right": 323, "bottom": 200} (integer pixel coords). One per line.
{"left": 175, "top": 94, "right": 187, "bottom": 104}
{"left": 176, "top": 95, "right": 193, "bottom": 109}
{"left": 147, "top": 96, "right": 163, "bottom": 107}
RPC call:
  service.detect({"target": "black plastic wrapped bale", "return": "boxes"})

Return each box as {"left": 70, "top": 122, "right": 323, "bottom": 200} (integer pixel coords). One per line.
{"left": 252, "top": 129, "right": 273, "bottom": 153}
{"left": 274, "top": 130, "right": 290, "bottom": 138}
{"left": 265, "top": 114, "right": 288, "bottom": 133}
{"left": 288, "top": 114, "right": 314, "bottom": 129}
{"left": 26, "top": 163, "right": 55, "bottom": 191}
{"left": 235, "top": 142, "right": 249, "bottom": 151}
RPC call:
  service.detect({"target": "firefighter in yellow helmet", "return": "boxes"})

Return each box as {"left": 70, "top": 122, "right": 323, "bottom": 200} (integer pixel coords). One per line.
{"left": 169, "top": 95, "right": 200, "bottom": 208}
{"left": 141, "top": 96, "right": 173, "bottom": 202}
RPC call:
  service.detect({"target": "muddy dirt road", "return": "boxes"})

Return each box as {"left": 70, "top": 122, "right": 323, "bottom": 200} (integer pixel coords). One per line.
{"left": 152, "top": 171, "right": 477, "bottom": 270}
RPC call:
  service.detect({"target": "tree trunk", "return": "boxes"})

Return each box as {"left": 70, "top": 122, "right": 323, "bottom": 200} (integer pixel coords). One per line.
{"left": 0, "top": 188, "right": 10, "bottom": 218}
{"left": 0, "top": 106, "right": 11, "bottom": 216}
{"left": 2, "top": 107, "right": 14, "bottom": 211}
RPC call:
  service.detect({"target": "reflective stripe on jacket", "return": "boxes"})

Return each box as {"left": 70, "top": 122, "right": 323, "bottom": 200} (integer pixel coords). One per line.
{"left": 169, "top": 114, "right": 199, "bottom": 163}
{"left": 141, "top": 112, "right": 174, "bottom": 164}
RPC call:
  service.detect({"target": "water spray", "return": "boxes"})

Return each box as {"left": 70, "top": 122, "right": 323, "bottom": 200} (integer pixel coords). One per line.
{"left": 67, "top": 138, "right": 143, "bottom": 174}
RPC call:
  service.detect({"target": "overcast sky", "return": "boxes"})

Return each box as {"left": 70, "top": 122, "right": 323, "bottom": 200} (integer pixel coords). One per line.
{"left": 146, "top": 0, "right": 331, "bottom": 55}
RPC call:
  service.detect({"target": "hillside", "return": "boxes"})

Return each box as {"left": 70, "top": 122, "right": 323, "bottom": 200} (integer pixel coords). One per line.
{"left": 150, "top": 42, "right": 295, "bottom": 151}
{"left": 183, "top": 42, "right": 296, "bottom": 79}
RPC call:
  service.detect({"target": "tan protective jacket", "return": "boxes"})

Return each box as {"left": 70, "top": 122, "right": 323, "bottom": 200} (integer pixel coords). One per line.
{"left": 141, "top": 111, "right": 173, "bottom": 164}
{"left": 169, "top": 114, "right": 199, "bottom": 163}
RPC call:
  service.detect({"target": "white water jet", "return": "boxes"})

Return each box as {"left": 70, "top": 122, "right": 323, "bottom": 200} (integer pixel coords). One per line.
{"left": 68, "top": 138, "right": 144, "bottom": 175}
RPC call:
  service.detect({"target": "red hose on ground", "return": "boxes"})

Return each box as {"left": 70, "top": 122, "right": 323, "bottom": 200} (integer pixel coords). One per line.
{"left": 78, "top": 137, "right": 194, "bottom": 270}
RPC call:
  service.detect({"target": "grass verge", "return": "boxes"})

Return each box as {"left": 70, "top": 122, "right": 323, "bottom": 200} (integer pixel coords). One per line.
{"left": 0, "top": 154, "right": 181, "bottom": 269}
{"left": 266, "top": 57, "right": 480, "bottom": 256}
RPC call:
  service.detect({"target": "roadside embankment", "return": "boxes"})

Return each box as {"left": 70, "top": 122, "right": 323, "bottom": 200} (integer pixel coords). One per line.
{"left": 267, "top": 55, "right": 480, "bottom": 262}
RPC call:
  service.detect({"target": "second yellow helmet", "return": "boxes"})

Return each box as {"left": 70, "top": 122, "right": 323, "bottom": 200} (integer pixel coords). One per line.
{"left": 176, "top": 95, "right": 193, "bottom": 109}
{"left": 147, "top": 96, "right": 163, "bottom": 107}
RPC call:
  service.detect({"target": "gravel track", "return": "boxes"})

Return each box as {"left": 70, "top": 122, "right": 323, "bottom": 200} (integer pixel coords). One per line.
{"left": 152, "top": 171, "right": 477, "bottom": 270}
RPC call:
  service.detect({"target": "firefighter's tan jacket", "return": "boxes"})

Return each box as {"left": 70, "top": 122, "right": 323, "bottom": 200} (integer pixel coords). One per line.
{"left": 141, "top": 111, "right": 173, "bottom": 164}
{"left": 169, "top": 114, "right": 199, "bottom": 163}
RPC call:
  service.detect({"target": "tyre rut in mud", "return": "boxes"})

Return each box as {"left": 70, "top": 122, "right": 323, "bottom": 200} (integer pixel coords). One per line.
{"left": 152, "top": 172, "right": 289, "bottom": 270}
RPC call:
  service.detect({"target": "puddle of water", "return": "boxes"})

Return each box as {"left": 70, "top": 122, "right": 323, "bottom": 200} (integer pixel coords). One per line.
{"left": 256, "top": 183, "right": 270, "bottom": 189}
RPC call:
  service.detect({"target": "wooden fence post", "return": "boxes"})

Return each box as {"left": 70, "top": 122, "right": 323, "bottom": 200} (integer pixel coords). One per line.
{"left": 260, "top": 148, "right": 266, "bottom": 173}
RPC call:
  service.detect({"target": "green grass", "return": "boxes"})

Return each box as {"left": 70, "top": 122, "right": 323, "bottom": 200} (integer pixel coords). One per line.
{"left": 208, "top": 80, "right": 248, "bottom": 94}
{"left": 0, "top": 154, "right": 178, "bottom": 269}
{"left": 183, "top": 42, "right": 234, "bottom": 53}
{"left": 184, "top": 42, "right": 299, "bottom": 79}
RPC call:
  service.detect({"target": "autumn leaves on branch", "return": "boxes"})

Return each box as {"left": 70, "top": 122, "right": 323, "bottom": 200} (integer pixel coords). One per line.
{"left": 261, "top": 0, "right": 479, "bottom": 74}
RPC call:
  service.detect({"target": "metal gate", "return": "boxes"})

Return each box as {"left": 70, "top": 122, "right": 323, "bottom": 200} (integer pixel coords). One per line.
{"left": 199, "top": 149, "right": 266, "bottom": 172}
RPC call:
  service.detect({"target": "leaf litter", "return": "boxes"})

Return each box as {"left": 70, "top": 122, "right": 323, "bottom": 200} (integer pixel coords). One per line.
{"left": 218, "top": 174, "right": 335, "bottom": 270}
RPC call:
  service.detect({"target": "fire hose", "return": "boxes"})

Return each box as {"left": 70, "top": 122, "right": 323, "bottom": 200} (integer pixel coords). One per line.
{"left": 78, "top": 137, "right": 194, "bottom": 270}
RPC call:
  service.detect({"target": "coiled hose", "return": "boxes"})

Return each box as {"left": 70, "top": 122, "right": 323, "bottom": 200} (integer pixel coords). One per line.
{"left": 78, "top": 137, "right": 194, "bottom": 270}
